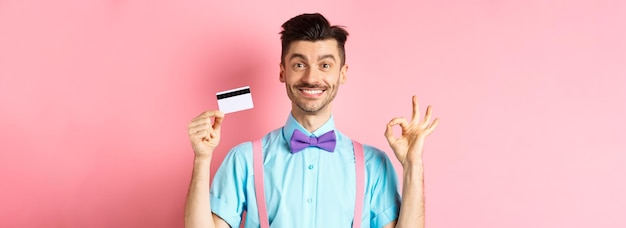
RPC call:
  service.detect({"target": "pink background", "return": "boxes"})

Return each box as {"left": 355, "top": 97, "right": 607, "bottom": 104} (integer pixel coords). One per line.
{"left": 1, "top": 0, "right": 625, "bottom": 227}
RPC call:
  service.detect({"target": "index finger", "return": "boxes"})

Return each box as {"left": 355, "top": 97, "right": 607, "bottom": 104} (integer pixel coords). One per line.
{"left": 193, "top": 110, "right": 222, "bottom": 121}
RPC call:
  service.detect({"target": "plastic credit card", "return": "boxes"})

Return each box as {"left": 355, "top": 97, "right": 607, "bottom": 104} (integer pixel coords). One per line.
{"left": 216, "top": 86, "right": 254, "bottom": 114}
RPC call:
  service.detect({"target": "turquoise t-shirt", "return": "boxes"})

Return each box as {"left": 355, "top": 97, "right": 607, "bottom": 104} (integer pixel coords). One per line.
{"left": 210, "top": 114, "right": 401, "bottom": 228}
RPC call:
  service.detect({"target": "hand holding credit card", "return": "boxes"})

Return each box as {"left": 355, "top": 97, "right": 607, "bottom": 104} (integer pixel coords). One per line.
{"left": 216, "top": 86, "right": 254, "bottom": 114}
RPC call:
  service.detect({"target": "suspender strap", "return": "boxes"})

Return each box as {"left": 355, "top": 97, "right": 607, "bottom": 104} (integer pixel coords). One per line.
{"left": 252, "top": 140, "right": 270, "bottom": 228}
{"left": 352, "top": 140, "right": 365, "bottom": 228}
{"left": 252, "top": 139, "right": 365, "bottom": 228}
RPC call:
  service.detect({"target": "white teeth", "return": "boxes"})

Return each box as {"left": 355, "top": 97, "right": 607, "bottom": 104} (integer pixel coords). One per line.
{"left": 302, "top": 89, "right": 323, "bottom": 94}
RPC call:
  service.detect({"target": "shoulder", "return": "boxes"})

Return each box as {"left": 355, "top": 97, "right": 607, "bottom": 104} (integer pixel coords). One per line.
{"left": 223, "top": 127, "right": 284, "bottom": 159}
{"left": 335, "top": 131, "right": 395, "bottom": 168}
{"left": 226, "top": 141, "right": 253, "bottom": 159}
{"left": 215, "top": 141, "right": 253, "bottom": 175}
{"left": 340, "top": 135, "right": 399, "bottom": 185}
{"left": 361, "top": 144, "right": 395, "bottom": 170}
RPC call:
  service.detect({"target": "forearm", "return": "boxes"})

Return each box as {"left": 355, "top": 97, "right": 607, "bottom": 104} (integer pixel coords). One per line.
{"left": 396, "top": 162, "right": 425, "bottom": 228}
{"left": 185, "top": 156, "right": 215, "bottom": 228}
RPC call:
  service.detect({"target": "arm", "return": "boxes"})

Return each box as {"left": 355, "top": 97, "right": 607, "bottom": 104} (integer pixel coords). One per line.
{"left": 384, "top": 96, "right": 439, "bottom": 228}
{"left": 184, "top": 110, "right": 231, "bottom": 228}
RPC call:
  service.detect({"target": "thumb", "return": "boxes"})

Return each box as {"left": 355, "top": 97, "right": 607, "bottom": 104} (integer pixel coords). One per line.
{"left": 213, "top": 111, "right": 225, "bottom": 131}
{"left": 385, "top": 122, "right": 396, "bottom": 143}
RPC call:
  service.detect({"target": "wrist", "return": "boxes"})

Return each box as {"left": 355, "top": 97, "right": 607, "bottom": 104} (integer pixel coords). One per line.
{"left": 402, "top": 162, "right": 424, "bottom": 182}
{"left": 402, "top": 159, "right": 423, "bottom": 170}
{"left": 194, "top": 154, "right": 212, "bottom": 162}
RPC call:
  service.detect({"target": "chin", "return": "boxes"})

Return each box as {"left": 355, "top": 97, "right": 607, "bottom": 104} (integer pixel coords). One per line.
{"left": 295, "top": 102, "right": 328, "bottom": 114}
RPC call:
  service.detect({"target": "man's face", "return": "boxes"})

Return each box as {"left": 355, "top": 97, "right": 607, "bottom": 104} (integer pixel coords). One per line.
{"left": 280, "top": 39, "right": 348, "bottom": 115}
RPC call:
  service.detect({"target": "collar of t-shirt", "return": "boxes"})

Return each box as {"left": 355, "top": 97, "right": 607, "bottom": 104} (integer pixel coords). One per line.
{"left": 281, "top": 114, "right": 337, "bottom": 144}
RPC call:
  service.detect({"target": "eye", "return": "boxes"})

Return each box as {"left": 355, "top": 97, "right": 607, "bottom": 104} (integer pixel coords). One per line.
{"left": 321, "top": 63, "right": 331, "bottom": 69}
{"left": 293, "top": 63, "right": 305, "bottom": 69}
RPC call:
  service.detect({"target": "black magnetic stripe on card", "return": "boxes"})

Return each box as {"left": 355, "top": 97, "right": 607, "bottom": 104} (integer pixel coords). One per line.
{"left": 217, "top": 88, "right": 251, "bottom": 100}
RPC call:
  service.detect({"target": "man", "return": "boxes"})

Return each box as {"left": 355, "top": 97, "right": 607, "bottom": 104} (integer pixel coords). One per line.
{"left": 185, "top": 13, "right": 439, "bottom": 228}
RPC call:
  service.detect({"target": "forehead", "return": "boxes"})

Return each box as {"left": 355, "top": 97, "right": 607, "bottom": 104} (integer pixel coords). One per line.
{"left": 286, "top": 39, "right": 340, "bottom": 61}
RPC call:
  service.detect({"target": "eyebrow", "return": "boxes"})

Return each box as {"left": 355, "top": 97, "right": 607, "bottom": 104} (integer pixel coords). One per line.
{"left": 288, "top": 53, "right": 336, "bottom": 62}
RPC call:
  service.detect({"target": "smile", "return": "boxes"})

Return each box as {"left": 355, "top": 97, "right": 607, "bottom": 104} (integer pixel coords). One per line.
{"left": 301, "top": 89, "right": 324, "bottom": 94}
{"left": 298, "top": 88, "right": 326, "bottom": 97}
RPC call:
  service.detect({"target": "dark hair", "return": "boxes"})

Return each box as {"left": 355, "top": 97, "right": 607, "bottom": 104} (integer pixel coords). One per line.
{"left": 280, "top": 13, "right": 349, "bottom": 65}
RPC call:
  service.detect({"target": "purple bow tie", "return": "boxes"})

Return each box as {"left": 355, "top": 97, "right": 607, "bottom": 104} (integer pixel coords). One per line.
{"left": 289, "top": 129, "right": 337, "bottom": 153}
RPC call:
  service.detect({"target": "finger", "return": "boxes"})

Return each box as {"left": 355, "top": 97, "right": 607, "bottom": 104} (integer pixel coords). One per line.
{"left": 190, "top": 131, "right": 210, "bottom": 143}
{"left": 384, "top": 122, "right": 396, "bottom": 141}
{"left": 420, "top": 105, "right": 433, "bottom": 128}
{"left": 189, "top": 123, "right": 211, "bottom": 133}
{"left": 212, "top": 111, "right": 225, "bottom": 130}
{"left": 411, "top": 95, "right": 420, "bottom": 123}
{"left": 188, "top": 117, "right": 212, "bottom": 129}
{"left": 191, "top": 110, "right": 222, "bottom": 122}
{"left": 385, "top": 123, "right": 401, "bottom": 146}
{"left": 189, "top": 130, "right": 209, "bottom": 142}
{"left": 424, "top": 118, "right": 440, "bottom": 134}
{"left": 388, "top": 117, "right": 409, "bottom": 129}
{"left": 189, "top": 124, "right": 213, "bottom": 139}
{"left": 189, "top": 110, "right": 225, "bottom": 129}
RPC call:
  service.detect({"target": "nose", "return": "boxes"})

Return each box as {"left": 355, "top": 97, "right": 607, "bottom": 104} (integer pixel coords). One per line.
{"left": 300, "top": 68, "right": 321, "bottom": 85}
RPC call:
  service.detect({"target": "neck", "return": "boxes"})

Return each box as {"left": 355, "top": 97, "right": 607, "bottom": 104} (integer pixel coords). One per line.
{"left": 291, "top": 108, "right": 332, "bottom": 133}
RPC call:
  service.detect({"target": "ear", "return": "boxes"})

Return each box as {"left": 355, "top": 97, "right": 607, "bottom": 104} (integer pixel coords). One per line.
{"left": 339, "top": 64, "right": 348, "bottom": 84}
{"left": 279, "top": 62, "right": 286, "bottom": 83}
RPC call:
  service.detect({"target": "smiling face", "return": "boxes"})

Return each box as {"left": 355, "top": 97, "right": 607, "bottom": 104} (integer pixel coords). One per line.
{"left": 280, "top": 39, "right": 348, "bottom": 117}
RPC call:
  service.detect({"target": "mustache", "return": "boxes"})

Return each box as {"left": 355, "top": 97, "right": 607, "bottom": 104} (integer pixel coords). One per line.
{"left": 294, "top": 83, "right": 328, "bottom": 89}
